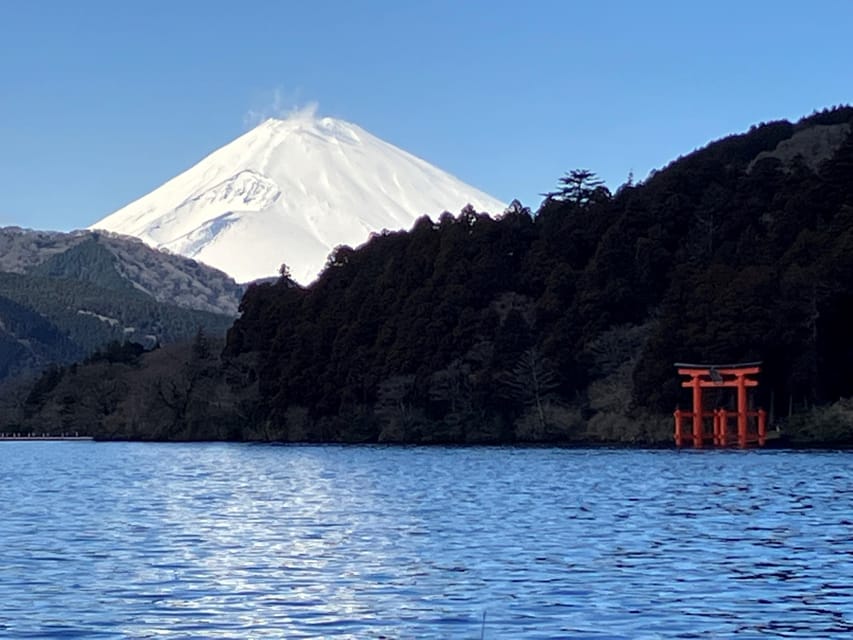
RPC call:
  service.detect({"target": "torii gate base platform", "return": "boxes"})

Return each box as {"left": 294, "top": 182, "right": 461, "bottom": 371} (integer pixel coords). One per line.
{"left": 673, "top": 362, "right": 767, "bottom": 448}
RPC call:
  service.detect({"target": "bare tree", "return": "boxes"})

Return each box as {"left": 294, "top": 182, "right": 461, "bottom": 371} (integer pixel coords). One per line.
{"left": 502, "top": 347, "right": 559, "bottom": 434}
{"left": 375, "top": 374, "right": 417, "bottom": 441}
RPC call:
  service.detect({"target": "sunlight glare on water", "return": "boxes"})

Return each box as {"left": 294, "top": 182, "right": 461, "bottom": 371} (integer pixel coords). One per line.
{"left": 0, "top": 443, "right": 851, "bottom": 638}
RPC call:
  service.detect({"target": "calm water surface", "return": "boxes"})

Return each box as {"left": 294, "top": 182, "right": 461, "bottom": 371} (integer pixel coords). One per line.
{"left": 0, "top": 443, "right": 851, "bottom": 639}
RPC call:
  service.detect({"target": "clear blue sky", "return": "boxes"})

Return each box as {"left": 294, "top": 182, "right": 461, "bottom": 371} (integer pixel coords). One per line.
{"left": 1, "top": 0, "right": 852, "bottom": 230}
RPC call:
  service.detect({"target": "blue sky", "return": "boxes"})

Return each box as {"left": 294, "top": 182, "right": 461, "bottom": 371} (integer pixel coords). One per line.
{"left": 1, "top": 0, "right": 852, "bottom": 230}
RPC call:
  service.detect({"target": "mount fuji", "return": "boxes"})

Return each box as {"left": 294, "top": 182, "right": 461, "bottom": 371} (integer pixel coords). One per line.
{"left": 90, "top": 113, "right": 505, "bottom": 284}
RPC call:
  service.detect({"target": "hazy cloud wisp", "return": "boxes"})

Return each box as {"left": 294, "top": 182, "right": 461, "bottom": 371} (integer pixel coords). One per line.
{"left": 244, "top": 88, "right": 319, "bottom": 128}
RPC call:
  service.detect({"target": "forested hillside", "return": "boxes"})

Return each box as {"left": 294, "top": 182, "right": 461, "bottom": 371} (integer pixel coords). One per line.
{"left": 0, "top": 294, "right": 82, "bottom": 379}
{"left": 0, "top": 231, "right": 240, "bottom": 380}
{"left": 0, "top": 271, "right": 233, "bottom": 347}
{"left": 12, "top": 107, "right": 853, "bottom": 445}
{"left": 0, "top": 228, "right": 245, "bottom": 314}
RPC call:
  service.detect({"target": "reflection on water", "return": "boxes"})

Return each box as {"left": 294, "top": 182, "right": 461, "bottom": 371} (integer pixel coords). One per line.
{"left": 1, "top": 443, "right": 851, "bottom": 638}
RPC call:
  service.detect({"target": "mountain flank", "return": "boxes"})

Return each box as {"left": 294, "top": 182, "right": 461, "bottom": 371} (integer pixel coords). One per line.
{"left": 90, "top": 113, "right": 505, "bottom": 283}
{"left": 0, "top": 228, "right": 244, "bottom": 315}
{"left": 0, "top": 228, "right": 242, "bottom": 380}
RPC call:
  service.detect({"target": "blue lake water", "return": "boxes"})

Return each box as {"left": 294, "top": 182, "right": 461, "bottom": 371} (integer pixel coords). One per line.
{"left": 0, "top": 443, "right": 851, "bottom": 639}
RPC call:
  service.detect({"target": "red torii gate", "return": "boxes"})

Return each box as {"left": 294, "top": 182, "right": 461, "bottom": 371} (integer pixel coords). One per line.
{"left": 673, "top": 362, "right": 767, "bottom": 448}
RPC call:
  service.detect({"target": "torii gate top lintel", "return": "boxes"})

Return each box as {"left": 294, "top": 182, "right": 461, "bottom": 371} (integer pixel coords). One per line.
{"left": 673, "top": 362, "right": 762, "bottom": 368}
{"left": 675, "top": 362, "right": 761, "bottom": 382}
{"left": 673, "top": 360, "right": 761, "bottom": 369}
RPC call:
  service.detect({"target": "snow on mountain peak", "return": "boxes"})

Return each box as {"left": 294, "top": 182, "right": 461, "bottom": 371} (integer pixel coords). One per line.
{"left": 90, "top": 114, "right": 505, "bottom": 284}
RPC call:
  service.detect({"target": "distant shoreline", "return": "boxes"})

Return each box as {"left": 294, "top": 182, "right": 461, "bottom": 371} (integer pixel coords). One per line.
{"left": 0, "top": 435, "right": 94, "bottom": 441}
{"left": 0, "top": 435, "right": 849, "bottom": 449}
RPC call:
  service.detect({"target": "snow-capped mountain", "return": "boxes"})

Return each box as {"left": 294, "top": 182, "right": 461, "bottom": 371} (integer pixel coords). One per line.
{"left": 90, "top": 113, "right": 505, "bottom": 283}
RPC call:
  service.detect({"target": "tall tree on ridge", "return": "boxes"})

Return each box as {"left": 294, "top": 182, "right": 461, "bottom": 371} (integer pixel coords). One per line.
{"left": 542, "top": 169, "right": 609, "bottom": 207}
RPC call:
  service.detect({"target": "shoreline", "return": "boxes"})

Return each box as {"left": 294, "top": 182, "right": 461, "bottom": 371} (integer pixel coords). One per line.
{"left": 0, "top": 435, "right": 94, "bottom": 441}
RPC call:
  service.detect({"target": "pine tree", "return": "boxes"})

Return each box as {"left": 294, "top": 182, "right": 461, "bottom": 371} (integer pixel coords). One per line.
{"left": 541, "top": 169, "right": 609, "bottom": 206}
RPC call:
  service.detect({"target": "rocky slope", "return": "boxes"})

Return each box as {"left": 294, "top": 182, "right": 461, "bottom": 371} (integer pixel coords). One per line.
{"left": 0, "top": 227, "right": 244, "bottom": 315}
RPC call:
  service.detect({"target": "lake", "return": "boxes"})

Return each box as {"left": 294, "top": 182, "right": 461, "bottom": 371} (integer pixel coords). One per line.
{"left": 0, "top": 443, "right": 851, "bottom": 638}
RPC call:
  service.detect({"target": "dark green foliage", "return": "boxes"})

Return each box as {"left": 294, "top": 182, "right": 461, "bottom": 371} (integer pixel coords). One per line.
{"left": 0, "top": 272, "right": 232, "bottom": 356}
{"left": 781, "top": 397, "right": 853, "bottom": 446}
{"left": 0, "top": 260, "right": 233, "bottom": 384}
{"left": 85, "top": 341, "right": 147, "bottom": 365}
{"left": 29, "top": 237, "right": 136, "bottom": 292}
{"left": 217, "top": 106, "right": 853, "bottom": 444}
{"left": 10, "top": 337, "right": 245, "bottom": 441}
{"left": 542, "top": 169, "right": 610, "bottom": 207}
{"left": 24, "top": 365, "right": 64, "bottom": 408}
{"left": 0, "top": 294, "right": 84, "bottom": 377}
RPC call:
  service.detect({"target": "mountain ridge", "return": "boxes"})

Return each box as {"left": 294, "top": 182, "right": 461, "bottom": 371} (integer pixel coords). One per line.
{"left": 0, "top": 226, "right": 243, "bottom": 380}
{"left": 0, "top": 227, "right": 244, "bottom": 315}
{"left": 90, "top": 114, "right": 506, "bottom": 283}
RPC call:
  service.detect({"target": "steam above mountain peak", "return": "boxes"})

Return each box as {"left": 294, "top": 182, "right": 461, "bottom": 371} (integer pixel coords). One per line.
{"left": 90, "top": 116, "right": 504, "bottom": 283}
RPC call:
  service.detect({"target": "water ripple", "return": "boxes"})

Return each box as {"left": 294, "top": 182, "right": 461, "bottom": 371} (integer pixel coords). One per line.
{"left": 1, "top": 444, "right": 851, "bottom": 638}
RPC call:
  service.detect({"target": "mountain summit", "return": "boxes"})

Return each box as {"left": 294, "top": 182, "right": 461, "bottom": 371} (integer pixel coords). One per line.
{"left": 90, "top": 114, "right": 505, "bottom": 283}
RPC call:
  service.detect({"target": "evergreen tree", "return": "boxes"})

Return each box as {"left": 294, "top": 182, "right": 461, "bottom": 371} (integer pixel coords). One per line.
{"left": 541, "top": 169, "right": 609, "bottom": 206}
